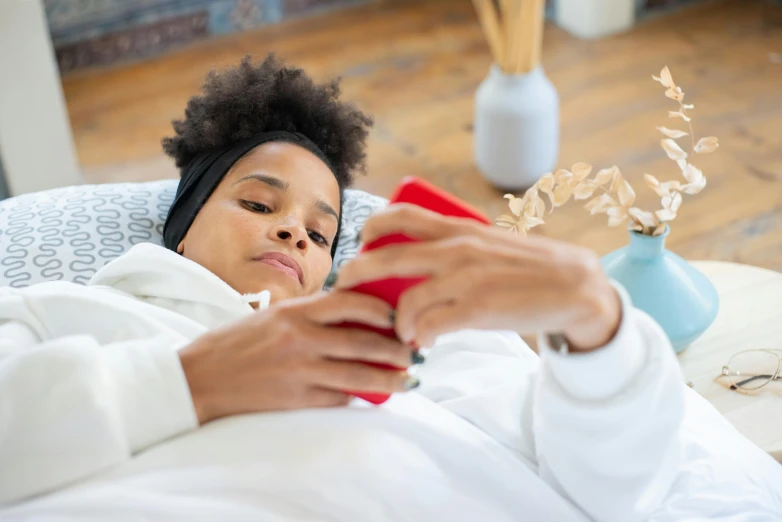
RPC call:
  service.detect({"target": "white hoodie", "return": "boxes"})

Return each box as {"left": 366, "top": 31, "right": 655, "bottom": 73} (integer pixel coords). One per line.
{"left": 0, "top": 243, "right": 780, "bottom": 522}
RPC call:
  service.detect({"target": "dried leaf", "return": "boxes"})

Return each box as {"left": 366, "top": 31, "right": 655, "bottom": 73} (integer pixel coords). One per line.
{"left": 654, "top": 180, "right": 682, "bottom": 198}
{"left": 682, "top": 104, "right": 694, "bottom": 110}
{"left": 542, "top": 191, "right": 556, "bottom": 211}
{"left": 655, "top": 208, "right": 677, "bottom": 221}
{"left": 629, "top": 207, "right": 657, "bottom": 228}
{"left": 508, "top": 197, "right": 525, "bottom": 216}
{"left": 571, "top": 162, "right": 593, "bottom": 182}
{"left": 573, "top": 181, "right": 598, "bottom": 200}
{"left": 533, "top": 195, "right": 545, "bottom": 217}
{"left": 644, "top": 173, "right": 660, "bottom": 189}
{"left": 537, "top": 173, "right": 555, "bottom": 193}
{"left": 676, "top": 158, "right": 688, "bottom": 171}
{"left": 523, "top": 197, "right": 539, "bottom": 217}
{"left": 694, "top": 136, "right": 719, "bottom": 154}
{"left": 629, "top": 223, "right": 644, "bottom": 232}
{"left": 607, "top": 205, "right": 628, "bottom": 220}
{"left": 665, "top": 87, "right": 684, "bottom": 102}
{"left": 670, "top": 191, "right": 683, "bottom": 212}
{"left": 607, "top": 203, "right": 628, "bottom": 227}
{"left": 607, "top": 215, "right": 627, "bottom": 227}
{"left": 524, "top": 216, "right": 545, "bottom": 229}
{"left": 652, "top": 224, "right": 667, "bottom": 236}
{"left": 657, "top": 126, "right": 689, "bottom": 139}
{"left": 593, "top": 166, "right": 619, "bottom": 186}
{"left": 496, "top": 215, "right": 517, "bottom": 225}
{"left": 617, "top": 179, "right": 636, "bottom": 207}
{"left": 661, "top": 138, "right": 688, "bottom": 161}
{"left": 681, "top": 179, "right": 706, "bottom": 195}
{"left": 552, "top": 183, "right": 572, "bottom": 207}
{"left": 652, "top": 66, "right": 674, "bottom": 88}
{"left": 504, "top": 194, "right": 515, "bottom": 199}
{"left": 682, "top": 163, "right": 703, "bottom": 185}
{"left": 585, "top": 194, "right": 615, "bottom": 215}
{"left": 554, "top": 169, "right": 574, "bottom": 187}
{"left": 609, "top": 168, "right": 624, "bottom": 193}
{"left": 669, "top": 111, "right": 692, "bottom": 122}
{"left": 584, "top": 195, "right": 604, "bottom": 212}
{"left": 496, "top": 220, "right": 515, "bottom": 228}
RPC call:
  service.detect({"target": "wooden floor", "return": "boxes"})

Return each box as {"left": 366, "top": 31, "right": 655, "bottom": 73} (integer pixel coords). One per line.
{"left": 62, "top": 0, "right": 782, "bottom": 269}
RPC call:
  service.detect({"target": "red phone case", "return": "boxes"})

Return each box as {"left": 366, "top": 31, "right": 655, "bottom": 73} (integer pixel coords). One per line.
{"left": 337, "top": 177, "right": 491, "bottom": 404}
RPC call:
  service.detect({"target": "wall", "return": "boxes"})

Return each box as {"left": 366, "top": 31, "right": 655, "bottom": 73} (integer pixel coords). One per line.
{"left": 1, "top": 0, "right": 82, "bottom": 196}
{"left": 0, "top": 156, "right": 8, "bottom": 200}
{"left": 45, "top": 0, "right": 371, "bottom": 73}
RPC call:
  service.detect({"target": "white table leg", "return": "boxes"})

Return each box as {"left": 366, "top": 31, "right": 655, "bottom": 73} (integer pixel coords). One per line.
{"left": 0, "top": 0, "right": 82, "bottom": 197}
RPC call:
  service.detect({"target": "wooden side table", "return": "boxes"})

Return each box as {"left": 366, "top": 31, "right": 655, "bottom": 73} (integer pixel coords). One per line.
{"left": 679, "top": 261, "right": 782, "bottom": 462}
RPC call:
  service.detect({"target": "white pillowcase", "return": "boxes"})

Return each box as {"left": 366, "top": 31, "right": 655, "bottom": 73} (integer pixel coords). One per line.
{"left": 0, "top": 180, "right": 387, "bottom": 288}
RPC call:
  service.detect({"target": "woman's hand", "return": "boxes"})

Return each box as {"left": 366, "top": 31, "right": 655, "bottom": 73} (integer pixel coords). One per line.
{"left": 334, "top": 204, "right": 622, "bottom": 352}
{"left": 179, "top": 291, "right": 418, "bottom": 424}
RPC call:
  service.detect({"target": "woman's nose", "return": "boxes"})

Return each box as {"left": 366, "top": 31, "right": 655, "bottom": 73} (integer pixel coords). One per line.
{"left": 271, "top": 222, "right": 308, "bottom": 250}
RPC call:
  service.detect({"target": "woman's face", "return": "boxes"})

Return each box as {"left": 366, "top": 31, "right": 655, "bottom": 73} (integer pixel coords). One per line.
{"left": 177, "top": 141, "right": 340, "bottom": 303}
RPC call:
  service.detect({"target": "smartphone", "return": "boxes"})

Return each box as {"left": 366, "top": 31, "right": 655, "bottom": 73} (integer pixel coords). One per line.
{"left": 337, "top": 176, "right": 491, "bottom": 404}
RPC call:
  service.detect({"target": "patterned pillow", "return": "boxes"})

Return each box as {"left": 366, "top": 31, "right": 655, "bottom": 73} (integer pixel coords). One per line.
{"left": 0, "top": 180, "right": 387, "bottom": 288}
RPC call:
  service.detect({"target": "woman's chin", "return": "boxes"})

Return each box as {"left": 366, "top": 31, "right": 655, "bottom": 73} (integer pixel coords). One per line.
{"left": 228, "top": 264, "right": 327, "bottom": 304}
{"left": 253, "top": 272, "right": 309, "bottom": 303}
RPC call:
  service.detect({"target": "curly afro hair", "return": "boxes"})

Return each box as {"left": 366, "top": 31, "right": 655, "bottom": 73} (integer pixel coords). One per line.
{"left": 162, "top": 54, "right": 373, "bottom": 190}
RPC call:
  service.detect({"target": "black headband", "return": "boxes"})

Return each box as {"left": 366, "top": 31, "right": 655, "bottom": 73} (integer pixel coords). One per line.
{"left": 163, "top": 131, "right": 339, "bottom": 256}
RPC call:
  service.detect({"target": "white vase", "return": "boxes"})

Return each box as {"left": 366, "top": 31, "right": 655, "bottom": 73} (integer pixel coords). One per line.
{"left": 474, "top": 65, "right": 560, "bottom": 191}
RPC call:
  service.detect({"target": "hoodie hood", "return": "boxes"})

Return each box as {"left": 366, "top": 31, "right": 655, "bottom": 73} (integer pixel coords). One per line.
{"left": 88, "top": 243, "right": 269, "bottom": 328}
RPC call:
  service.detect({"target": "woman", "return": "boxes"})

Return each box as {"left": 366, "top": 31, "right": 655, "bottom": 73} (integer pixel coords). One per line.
{"left": 1, "top": 56, "right": 780, "bottom": 522}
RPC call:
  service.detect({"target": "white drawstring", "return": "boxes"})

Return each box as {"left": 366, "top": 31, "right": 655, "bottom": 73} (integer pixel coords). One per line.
{"left": 241, "top": 290, "right": 271, "bottom": 309}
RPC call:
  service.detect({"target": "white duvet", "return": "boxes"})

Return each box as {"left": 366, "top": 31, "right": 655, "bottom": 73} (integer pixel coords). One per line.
{"left": 1, "top": 244, "right": 780, "bottom": 521}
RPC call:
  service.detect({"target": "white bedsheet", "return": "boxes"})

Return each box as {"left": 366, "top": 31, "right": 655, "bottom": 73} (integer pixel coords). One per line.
{"left": 1, "top": 243, "right": 781, "bottom": 521}
{"left": 2, "top": 393, "right": 587, "bottom": 522}
{"left": 3, "top": 390, "right": 781, "bottom": 522}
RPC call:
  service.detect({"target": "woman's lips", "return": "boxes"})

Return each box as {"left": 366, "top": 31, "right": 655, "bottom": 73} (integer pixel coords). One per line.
{"left": 254, "top": 252, "right": 303, "bottom": 284}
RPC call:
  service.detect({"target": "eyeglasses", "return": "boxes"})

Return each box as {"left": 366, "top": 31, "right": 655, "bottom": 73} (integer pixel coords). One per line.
{"left": 720, "top": 349, "right": 782, "bottom": 392}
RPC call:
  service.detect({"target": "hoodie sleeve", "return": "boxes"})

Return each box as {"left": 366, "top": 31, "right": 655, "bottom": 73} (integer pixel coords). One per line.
{"left": 415, "top": 283, "right": 685, "bottom": 522}
{"left": 0, "top": 289, "right": 199, "bottom": 506}
{"left": 533, "top": 282, "right": 685, "bottom": 521}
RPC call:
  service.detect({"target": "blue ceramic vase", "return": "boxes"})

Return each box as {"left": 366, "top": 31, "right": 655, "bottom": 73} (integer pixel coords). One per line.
{"left": 601, "top": 226, "right": 719, "bottom": 352}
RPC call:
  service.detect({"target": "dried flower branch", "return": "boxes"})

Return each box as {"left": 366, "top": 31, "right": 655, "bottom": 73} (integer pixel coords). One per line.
{"left": 497, "top": 67, "right": 719, "bottom": 237}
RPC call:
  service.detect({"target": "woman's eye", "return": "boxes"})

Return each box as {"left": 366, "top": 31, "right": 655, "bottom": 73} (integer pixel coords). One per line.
{"left": 243, "top": 200, "right": 270, "bottom": 213}
{"left": 308, "top": 230, "right": 330, "bottom": 247}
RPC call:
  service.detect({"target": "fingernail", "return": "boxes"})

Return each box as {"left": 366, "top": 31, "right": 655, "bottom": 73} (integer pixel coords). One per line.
{"left": 409, "top": 340, "right": 420, "bottom": 350}
{"left": 324, "top": 272, "right": 338, "bottom": 287}
{"left": 388, "top": 309, "right": 396, "bottom": 326}
{"left": 410, "top": 350, "right": 425, "bottom": 365}
{"left": 403, "top": 374, "right": 421, "bottom": 390}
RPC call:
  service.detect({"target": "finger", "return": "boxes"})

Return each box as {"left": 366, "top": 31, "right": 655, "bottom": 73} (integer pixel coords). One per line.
{"left": 395, "top": 273, "right": 467, "bottom": 344}
{"left": 412, "top": 303, "right": 480, "bottom": 348}
{"left": 304, "top": 387, "right": 352, "bottom": 408}
{"left": 334, "top": 236, "right": 484, "bottom": 290}
{"left": 306, "top": 360, "right": 419, "bottom": 394}
{"left": 313, "top": 326, "right": 416, "bottom": 369}
{"left": 360, "top": 204, "right": 485, "bottom": 245}
{"left": 295, "top": 291, "right": 395, "bottom": 328}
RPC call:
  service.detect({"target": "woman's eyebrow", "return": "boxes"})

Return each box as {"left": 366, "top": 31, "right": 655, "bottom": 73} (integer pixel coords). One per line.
{"left": 316, "top": 200, "right": 339, "bottom": 223}
{"left": 233, "top": 173, "right": 289, "bottom": 190}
